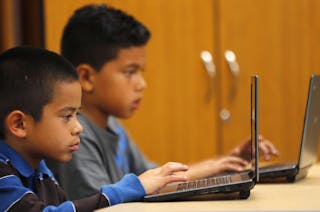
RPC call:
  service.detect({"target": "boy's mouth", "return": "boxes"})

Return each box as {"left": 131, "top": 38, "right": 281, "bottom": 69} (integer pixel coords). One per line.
{"left": 70, "top": 143, "right": 79, "bottom": 151}
{"left": 132, "top": 99, "right": 141, "bottom": 109}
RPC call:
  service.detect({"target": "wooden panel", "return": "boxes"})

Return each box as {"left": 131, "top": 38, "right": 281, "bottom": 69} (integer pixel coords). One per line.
{"left": 44, "top": 0, "right": 320, "bottom": 165}
{"left": 0, "top": 0, "right": 17, "bottom": 50}
{"left": 218, "top": 0, "right": 320, "bottom": 162}
{"left": 44, "top": 0, "right": 219, "bottom": 164}
{"left": 112, "top": 1, "right": 219, "bottom": 164}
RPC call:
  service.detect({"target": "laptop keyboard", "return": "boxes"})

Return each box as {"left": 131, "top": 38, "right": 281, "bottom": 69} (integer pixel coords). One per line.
{"left": 177, "top": 175, "right": 232, "bottom": 191}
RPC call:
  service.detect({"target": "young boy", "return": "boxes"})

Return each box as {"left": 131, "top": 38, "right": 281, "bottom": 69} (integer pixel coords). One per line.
{"left": 48, "top": 4, "right": 278, "bottom": 200}
{"left": 0, "top": 46, "right": 189, "bottom": 211}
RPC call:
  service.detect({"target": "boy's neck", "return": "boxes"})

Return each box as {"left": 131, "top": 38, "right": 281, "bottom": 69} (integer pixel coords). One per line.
{"left": 81, "top": 106, "right": 109, "bottom": 129}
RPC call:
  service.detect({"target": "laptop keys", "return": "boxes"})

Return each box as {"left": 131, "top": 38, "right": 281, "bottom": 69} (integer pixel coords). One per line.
{"left": 177, "top": 175, "right": 232, "bottom": 191}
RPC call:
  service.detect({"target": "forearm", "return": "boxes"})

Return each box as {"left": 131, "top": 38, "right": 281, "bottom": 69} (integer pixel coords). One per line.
{"left": 101, "top": 174, "right": 145, "bottom": 205}
{"left": 184, "top": 159, "right": 217, "bottom": 181}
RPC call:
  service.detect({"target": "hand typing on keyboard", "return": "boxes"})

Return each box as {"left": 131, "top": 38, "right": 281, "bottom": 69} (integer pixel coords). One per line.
{"left": 230, "top": 135, "right": 279, "bottom": 161}
{"left": 183, "top": 156, "right": 248, "bottom": 181}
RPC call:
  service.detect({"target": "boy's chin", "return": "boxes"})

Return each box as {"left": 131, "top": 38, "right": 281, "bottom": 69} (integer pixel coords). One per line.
{"left": 56, "top": 154, "right": 73, "bottom": 163}
{"left": 118, "top": 111, "right": 135, "bottom": 119}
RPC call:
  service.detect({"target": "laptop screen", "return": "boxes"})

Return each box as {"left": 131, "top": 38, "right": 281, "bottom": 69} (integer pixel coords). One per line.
{"left": 298, "top": 74, "right": 320, "bottom": 169}
{"left": 251, "top": 75, "right": 259, "bottom": 182}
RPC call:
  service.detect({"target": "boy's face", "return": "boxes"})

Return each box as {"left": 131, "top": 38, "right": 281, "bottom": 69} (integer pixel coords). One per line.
{"left": 88, "top": 46, "right": 147, "bottom": 119}
{"left": 25, "top": 81, "right": 83, "bottom": 166}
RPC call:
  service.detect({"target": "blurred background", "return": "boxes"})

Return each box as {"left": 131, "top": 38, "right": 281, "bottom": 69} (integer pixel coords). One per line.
{"left": 1, "top": 0, "right": 320, "bottom": 165}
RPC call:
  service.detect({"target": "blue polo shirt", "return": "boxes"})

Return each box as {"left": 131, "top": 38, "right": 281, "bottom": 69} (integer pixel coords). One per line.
{"left": 0, "top": 139, "right": 75, "bottom": 211}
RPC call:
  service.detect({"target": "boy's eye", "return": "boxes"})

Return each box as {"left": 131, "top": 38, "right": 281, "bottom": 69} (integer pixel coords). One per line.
{"left": 124, "top": 70, "right": 136, "bottom": 77}
{"left": 63, "top": 114, "right": 73, "bottom": 121}
{"left": 61, "top": 110, "right": 80, "bottom": 122}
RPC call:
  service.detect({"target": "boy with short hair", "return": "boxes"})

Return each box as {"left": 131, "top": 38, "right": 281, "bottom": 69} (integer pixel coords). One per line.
{"left": 48, "top": 4, "right": 278, "bottom": 200}
{"left": 0, "top": 46, "right": 188, "bottom": 211}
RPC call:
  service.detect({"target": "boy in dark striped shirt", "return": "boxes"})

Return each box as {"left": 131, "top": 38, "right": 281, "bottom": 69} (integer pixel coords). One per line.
{"left": 0, "top": 46, "right": 188, "bottom": 211}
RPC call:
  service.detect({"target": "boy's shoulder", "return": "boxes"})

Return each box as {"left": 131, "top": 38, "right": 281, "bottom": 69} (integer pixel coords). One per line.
{"left": 0, "top": 159, "right": 19, "bottom": 178}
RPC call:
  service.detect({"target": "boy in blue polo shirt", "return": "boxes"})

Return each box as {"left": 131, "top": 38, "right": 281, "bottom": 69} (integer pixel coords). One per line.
{"left": 0, "top": 46, "right": 188, "bottom": 211}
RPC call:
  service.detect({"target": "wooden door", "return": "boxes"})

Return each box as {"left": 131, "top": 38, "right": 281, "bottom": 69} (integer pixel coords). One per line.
{"left": 217, "top": 0, "right": 320, "bottom": 162}
{"left": 44, "top": 0, "right": 320, "bottom": 165}
{"left": 44, "top": 0, "right": 219, "bottom": 165}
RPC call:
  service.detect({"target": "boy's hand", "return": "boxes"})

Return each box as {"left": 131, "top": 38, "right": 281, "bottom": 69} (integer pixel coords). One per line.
{"left": 138, "top": 162, "right": 189, "bottom": 194}
{"left": 231, "top": 135, "right": 279, "bottom": 161}
{"left": 185, "top": 156, "right": 248, "bottom": 181}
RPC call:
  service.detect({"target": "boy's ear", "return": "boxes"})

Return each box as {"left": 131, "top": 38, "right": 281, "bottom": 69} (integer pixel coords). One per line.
{"left": 5, "top": 110, "right": 28, "bottom": 138}
{"left": 76, "top": 64, "right": 97, "bottom": 92}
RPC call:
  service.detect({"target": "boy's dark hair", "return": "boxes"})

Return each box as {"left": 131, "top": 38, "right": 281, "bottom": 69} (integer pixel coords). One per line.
{"left": 61, "top": 4, "right": 151, "bottom": 70}
{"left": 0, "top": 46, "right": 78, "bottom": 139}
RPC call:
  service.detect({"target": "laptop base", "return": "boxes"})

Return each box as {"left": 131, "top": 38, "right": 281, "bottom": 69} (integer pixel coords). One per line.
{"left": 144, "top": 179, "right": 255, "bottom": 202}
{"left": 144, "top": 189, "right": 251, "bottom": 202}
{"left": 181, "top": 190, "right": 251, "bottom": 201}
{"left": 259, "top": 163, "right": 298, "bottom": 183}
{"left": 259, "top": 163, "right": 311, "bottom": 183}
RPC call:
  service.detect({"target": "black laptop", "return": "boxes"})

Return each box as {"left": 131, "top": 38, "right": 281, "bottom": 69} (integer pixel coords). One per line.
{"left": 259, "top": 74, "right": 320, "bottom": 182}
{"left": 144, "top": 75, "right": 259, "bottom": 202}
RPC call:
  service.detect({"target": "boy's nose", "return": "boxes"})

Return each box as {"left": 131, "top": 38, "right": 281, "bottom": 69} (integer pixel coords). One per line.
{"left": 72, "top": 120, "right": 83, "bottom": 135}
{"left": 136, "top": 75, "right": 147, "bottom": 91}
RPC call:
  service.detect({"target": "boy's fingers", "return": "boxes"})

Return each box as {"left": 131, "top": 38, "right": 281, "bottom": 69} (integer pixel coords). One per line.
{"left": 259, "top": 139, "right": 279, "bottom": 160}
{"left": 165, "top": 174, "right": 188, "bottom": 183}
{"left": 264, "top": 140, "right": 279, "bottom": 155}
{"left": 227, "top": 156, "right": 249, "bottom": 165}
{"left": 259, "top": 136, "right": 279, "bottom": 155}
{"left": 226, "top": 164, "right": 246, "bottom": 172}
{"left": 161, "top": 162, "right": 189, "bottom": 175}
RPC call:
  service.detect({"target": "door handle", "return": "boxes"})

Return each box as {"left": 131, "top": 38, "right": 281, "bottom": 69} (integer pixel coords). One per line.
{"left": 221, "top": 50, "right": 240, "bottom": 122}
{"left": 225, "top": 50, "right": 239, "bottom": 77}
{"left": 200, "top": 50, "right": 216, "bottom": 78}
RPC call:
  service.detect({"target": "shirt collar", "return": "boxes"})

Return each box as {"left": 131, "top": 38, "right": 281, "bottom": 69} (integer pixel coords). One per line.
{"left": 0, "top": 140, "right": 53, "bottom": 179}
